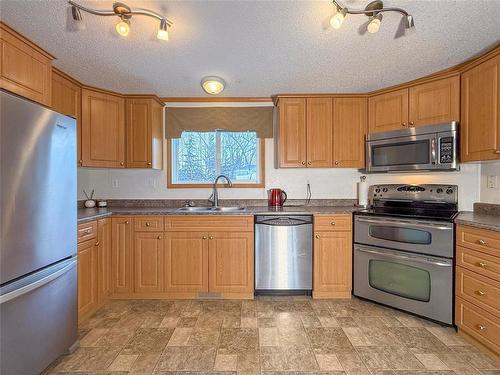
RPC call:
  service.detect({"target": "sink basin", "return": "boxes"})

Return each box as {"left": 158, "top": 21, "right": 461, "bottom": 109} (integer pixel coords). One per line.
{"left": 176, "top": 206, "right": 246, "bottom": 213}
{"left": 176, "top": 207, "right": 213, "bottom": 212}
{"left": 212, "top": 207, "right": 246, "bottom": 212}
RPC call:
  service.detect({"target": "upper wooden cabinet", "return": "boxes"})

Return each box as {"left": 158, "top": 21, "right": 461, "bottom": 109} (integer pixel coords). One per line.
{"left": 461, "top": 54, "right": 500, "bottom": 162}
{"left": 306, "top": 98, "right": 333, "bottom": 167}
{"left": 81, "top": 88, "right": 125, "bottom": 168}
{"left": 408, "top": 76, "right": 460, "bottom": 127}
{"left": 368, "top": 77, "right": 460, "bottom": 133}
{"left": 277, "top": 98, "right": 307, "bottom": 167}
{"left": 52, "top": 70, "right": 82, "bottom": 165}
{"left": 368, "top": 88, "right": 408, "bottom": 133}
{"left": 333, "top": 98, "right": 367, "bottom": 168}
{"left": 126, "top": 97, "right": 164, "bottom": 169}
{"left": 0, "top": 23, "right": 53, "bottom": 107}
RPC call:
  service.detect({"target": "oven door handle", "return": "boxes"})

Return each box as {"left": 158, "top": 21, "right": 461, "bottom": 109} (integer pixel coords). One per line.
{"left": 355, "top": 246, "right": 452, "bottom": 267}
{"left": 355, "top": 217, "right": 452, "bottom": 231}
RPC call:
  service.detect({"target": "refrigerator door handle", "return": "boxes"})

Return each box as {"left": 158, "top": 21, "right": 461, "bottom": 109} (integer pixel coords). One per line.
{"left": 0, "top": 259, "right": 77, "bottom": 305}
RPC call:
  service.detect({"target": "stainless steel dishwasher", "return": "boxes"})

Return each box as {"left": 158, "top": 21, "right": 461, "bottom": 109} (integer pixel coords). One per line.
{"left": 255, "top": 215, "right": 313, "bottom": 293}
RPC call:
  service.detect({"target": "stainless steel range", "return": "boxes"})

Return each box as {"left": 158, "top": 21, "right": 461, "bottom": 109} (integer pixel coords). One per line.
{"left": 353, "top": 184, "right": 458, "bottom": 325}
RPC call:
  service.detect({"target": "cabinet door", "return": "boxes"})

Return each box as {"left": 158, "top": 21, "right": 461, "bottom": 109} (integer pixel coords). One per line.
{"left": 77, "top": 239, "right": 98, "bottom": 318}
{"left": 461, "top": 54, "right": 500, "bottom": 162}
{"left": 208, "top": 232, "right": 254, "bottom": 294}
{"left": 0, "top": 24, "right": 52, "bottom": 106}
{"left": 164, "top": 231, "right": 209, "bottom": 293}
{"left": 333, "top": 98, "right": 367, "bottom": 168}
{"left": 126, "top": 98, "right": 152, "bottom": 168}
{"left": 278, "top": 98, "right": 307, "bottom": 167}
{"left": 306, "top": 98, "right": 333, "bottom": 167}
{"left": 111, "top": 217, "right": 133, "bottom": 294}
{"left": 313, "top": 231, "right": 352, "bottom": 297}
{"left": 97, "top": 218, "right": 112, "bottom": 302}
{"left": 368, "top": 89, "right": 409, "bottom": 133}
{"left": 81, "top": 88, "right": 125, "bottom": 168}
{"left": 134, "top": 232, "right": 164, "bottom": 293}
{"left": 52, "top": 70, "right": 82, "bottom": 165}
{"left": 408, "top": 76, "right": 460, "bottom": 127}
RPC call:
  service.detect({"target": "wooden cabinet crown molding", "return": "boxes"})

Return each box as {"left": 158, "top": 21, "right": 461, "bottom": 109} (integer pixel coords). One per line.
{"left": 0, "top": 21, "right": 55, "bottom": 60}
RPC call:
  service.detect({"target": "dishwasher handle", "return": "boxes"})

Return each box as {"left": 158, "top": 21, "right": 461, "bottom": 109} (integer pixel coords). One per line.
{"left": 255, "top": 215, "right": 312, "bottom": 226}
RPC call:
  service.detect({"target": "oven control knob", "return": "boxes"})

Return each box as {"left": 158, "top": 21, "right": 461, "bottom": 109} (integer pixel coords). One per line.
{"left": 375, "top": 188, "right": 381, "bottom": 193}
{"left": 446, "top": 189, "right": 454, "bottom": 194}
{"left": 436, "top": 188, "right": 443, "bottom": 194}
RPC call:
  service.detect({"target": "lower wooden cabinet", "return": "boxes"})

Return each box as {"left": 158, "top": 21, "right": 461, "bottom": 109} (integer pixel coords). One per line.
{"left": 313, "top": 214, "right": 352, "bottom": 299}
{"left": 164, "top": 231, "right": 209, "bottom": 294}
{"left": 208, "top": 231, "right": 254, "bottom": 295}
{"left": 134, "top": 232, "right": 164, "bottom": 293}
{"left": 77, "top": 218, "right": 111, "bottom": 321}
{"left": 111, "top": 217, "right": 134, "bottom": 294}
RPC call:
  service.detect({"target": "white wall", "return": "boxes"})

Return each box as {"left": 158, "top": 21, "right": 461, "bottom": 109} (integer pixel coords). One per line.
{"left": 480, "top": 160, "right": 500, "bottom": 204}
{"left": 78, "top": 138, "right": 481, "bottom": 211}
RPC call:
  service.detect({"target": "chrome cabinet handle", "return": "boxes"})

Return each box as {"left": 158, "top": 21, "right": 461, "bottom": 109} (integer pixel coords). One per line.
{"left": 476, "top": 262, "right": 487, "bottom": 268}
{"left": 477, "top": 239, "right": 487, "bottom": 245}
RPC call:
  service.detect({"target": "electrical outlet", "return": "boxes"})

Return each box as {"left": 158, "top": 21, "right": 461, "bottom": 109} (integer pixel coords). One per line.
{"left": 111, "top": 179, "right": 119, "bottom": 188}
{"left": 487, "top": 175, "right": 498, "bottom": 189}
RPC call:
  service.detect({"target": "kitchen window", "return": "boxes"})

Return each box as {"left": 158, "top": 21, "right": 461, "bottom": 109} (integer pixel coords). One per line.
{"left": 168, "top": 131, "right": 264, "bottom": 188}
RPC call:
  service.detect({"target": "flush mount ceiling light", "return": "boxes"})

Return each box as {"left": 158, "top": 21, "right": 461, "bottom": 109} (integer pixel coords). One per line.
{"left": 68, "top": 1, "right": 173, "bottom": 41}
{"left": 201, "top": 76, "right": 226, "bottom": 95}
{"left": 330, "top": 0, "right": 415, "bottom": 36}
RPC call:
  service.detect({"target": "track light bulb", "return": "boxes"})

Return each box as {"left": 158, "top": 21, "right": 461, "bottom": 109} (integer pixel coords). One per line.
{"left": 367, "top": 13, "right": 383, "bottom": 33}
{"left": 330, "top": 8, "right": 346, "bottom": 29}
{"left": 115, "top": 18, "right": 130, "bottom": 37}
{"left": 157, "top": 19, "right": 169, "bottom": 41}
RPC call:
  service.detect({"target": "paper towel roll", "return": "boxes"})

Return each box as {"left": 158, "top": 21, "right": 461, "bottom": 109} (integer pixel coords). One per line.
{"left": 358, "top": 180, "right": 368, "bottom": 207}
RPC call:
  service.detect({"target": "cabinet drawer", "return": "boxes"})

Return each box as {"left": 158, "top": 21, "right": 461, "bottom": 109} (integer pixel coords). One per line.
{"left": 165, "top": 215, "right": 254, "bottom": 232}
{"left": 314, "top": 214, "right": 352, "bottom": 231}
{"left": 456, "top": 267, "right": 500, "bottom": 317}
{"left": 134, "top": 216, "right": 164, "bottom": 232}
{"left": 77, "top": 221, "right": 97, "bottom": 243}
{"left": 457, "top": 246, "right": 500, "bottom": 282}
{"left": 456, "top": 225, "right": 500, "bottom": 256}
{"left": 455, "top": 297, "right": 500, "bottom": 355}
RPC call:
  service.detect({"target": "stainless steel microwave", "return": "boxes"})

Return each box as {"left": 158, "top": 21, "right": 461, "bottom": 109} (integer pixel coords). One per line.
{"left": 365, "top": 122, "right": 458, "bottom": 172}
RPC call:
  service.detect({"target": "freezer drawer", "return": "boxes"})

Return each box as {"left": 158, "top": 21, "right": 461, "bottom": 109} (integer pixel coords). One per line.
{"left": 255, "top": 215, "right": 312, "bottom": 291}
{"left": 0, "top": 258, "right": 78, "bottom": 375}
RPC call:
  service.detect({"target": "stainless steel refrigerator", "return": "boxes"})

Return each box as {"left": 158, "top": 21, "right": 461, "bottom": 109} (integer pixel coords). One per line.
{"left": 0, "top": 90, "right": 78, "bottom": 374}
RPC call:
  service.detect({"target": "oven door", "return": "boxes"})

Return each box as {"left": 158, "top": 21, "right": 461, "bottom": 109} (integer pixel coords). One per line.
{"left": 366, "top": 133, "right": 437, "bottom": 172}
{"left": 353, "top": 244, "right": 453, "bottom": 324}
{"left": 354, "top": 215, "right": 453, "bottom": 258}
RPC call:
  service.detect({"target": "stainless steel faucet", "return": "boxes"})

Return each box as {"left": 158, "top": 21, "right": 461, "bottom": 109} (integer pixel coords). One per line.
{"left": 210, "top": 174, "right": 232, "bottom": 207}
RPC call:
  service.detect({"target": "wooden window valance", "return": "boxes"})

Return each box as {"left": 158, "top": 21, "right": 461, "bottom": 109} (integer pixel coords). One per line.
{"left": 165, "top": 106, "right": 274, "bottom": 138}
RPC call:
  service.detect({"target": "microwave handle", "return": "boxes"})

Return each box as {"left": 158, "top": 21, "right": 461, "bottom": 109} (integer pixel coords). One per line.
{"left": 431, "top": 138, "right": 437, "bottom": 164}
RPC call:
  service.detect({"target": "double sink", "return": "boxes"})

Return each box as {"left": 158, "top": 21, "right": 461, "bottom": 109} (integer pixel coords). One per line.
{"left": 176, "top": 206, "right": 246, "bottom": 213}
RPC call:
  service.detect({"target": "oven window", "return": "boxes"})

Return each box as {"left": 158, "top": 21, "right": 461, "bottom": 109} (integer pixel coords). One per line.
{"left": 372, "top": 140, "right": 430, "bottom": 166}
{"left": 369, "top": 226, "right": 431, "bottom": 245}
{"left": 368, "top": 260, "right": 431, "bottom": 302}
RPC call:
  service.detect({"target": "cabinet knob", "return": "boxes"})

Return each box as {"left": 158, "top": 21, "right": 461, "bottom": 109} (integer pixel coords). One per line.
{"left": 475, "top": 290, "right": 486, "bottom": 296}
{"left": 477, "top": 262, "right": 487, "bottom": 268}
{"left": 477, "top": 325, "right": 486, "bottom": 331}
{"left": 334, "top": 161, "right": 339, "bottom": 166}
{"left": 307, "top": 161, "right": 311, "bottom": 166}
{"left": 78, "top": 160, "right": 83, "bottom": 165}
{"left": 409, "top": 121, "right": 415, "bottom": 127}
{"left": 84, "top": 229, "right": 91, "bottom": 234}
{"left": 209, "top": 236, "right": 214, "bottom": 240}
{"left": 202, "top": 236, "right": 207, "bottom": 240}
{"left": 495, "top": 150, "right": 500, "bottom": 154}
{"left": 301, "top": 161, "right": 306, "bottom": 165}
{"left": 147, "top": 162, "right": 152, "bottom": 166}
{"left": 157, "top": 236, "right": 162, "bottom": 240}
{"left": 120, "top": 162, "right": 124, "bottom": 166}
{"left": 477, "top": 239, "right": 487, "bottom": 245}
{"left": 145, "top": 222, "right": 151, "bottom": 227}
{"left": 315, "top": 234, "right": 320, "bottom": 239}
{"left": 330, "top": 222, "right": 336, "bottom": 226}
{"left": 125, "top": 221, "right": 129, "bottom": 224}
{"left": 95, "top": 241, "right": 99, "bottom": 246}
{"left": 402, "top": 122, "right": 407, "bottom": 127}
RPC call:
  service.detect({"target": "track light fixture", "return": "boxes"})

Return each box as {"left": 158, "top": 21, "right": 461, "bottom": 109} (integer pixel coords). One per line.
{"left": 330, "top": 0, "right": 415, "bottom": 36}
{"left": 68, "top": 1, "right": 173, "bottom": 41}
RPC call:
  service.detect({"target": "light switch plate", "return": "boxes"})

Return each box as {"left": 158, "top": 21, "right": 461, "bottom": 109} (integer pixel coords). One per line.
{"left": 487, "top": 175, "right": 498, "bottom": 189}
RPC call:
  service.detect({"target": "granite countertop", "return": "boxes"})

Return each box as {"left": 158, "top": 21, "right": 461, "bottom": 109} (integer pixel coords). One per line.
{"left": 78, "top": 205, "right": 359, "bottom": 223}
{"left": 454, "top": 211, "right": 500, "bottom": 232}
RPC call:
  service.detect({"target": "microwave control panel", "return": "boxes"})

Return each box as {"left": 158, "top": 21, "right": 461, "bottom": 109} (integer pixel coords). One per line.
{"left": 439, "top": 137, "right": 455, "bottom": 164}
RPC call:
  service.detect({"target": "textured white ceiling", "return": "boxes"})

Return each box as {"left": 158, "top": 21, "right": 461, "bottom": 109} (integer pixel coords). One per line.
{"left": 1, "top": 0, "right": 499, "bottom": 97}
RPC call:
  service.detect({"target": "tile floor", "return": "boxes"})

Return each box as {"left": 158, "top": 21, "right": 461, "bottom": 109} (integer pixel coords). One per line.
{"left": 44, "top": 297, "right": 500, "bottom": 375}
